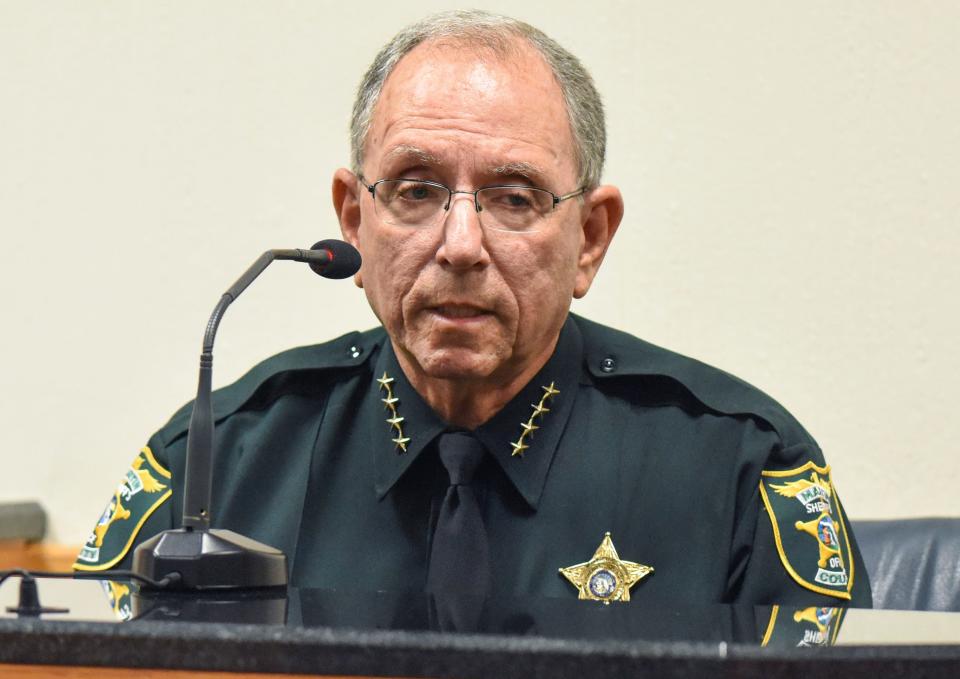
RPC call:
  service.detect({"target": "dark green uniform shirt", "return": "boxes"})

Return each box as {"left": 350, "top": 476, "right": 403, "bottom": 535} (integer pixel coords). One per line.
{"left": 76, "top": 314, "right": 871, "bottom": 607}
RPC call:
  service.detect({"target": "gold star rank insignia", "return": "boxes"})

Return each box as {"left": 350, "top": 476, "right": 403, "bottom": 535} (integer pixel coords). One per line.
{"left": 377, "top": 371, "right": 410, "bottom": 454}
{"left": 510, "top": 440, "right": 529, "bottom": 456}
{"left": 509, "top": 381, "right": 560, "bottom": 457}
{"left": 559, "top": 533, "right": 653, "bottom": 603}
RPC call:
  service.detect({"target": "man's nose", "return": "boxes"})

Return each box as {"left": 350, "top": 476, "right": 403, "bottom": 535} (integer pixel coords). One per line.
{"left": 436, "top": 193, "right": 489, "bottom": 269}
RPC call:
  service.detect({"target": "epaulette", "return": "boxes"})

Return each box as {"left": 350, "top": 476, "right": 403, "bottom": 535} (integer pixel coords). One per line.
{"left": 158, "top": 327, "right": 387, "bottom": 444}
{"left": 575, "top": 314, "right": 815, "bottom": 448}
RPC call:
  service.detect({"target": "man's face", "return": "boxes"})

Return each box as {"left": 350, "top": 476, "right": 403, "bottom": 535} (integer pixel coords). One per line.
{"left": 338, "top": 39, "right": 618, "bottom": 387}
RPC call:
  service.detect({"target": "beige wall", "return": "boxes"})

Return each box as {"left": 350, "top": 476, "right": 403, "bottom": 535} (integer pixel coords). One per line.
{"left": 0, "top": 1, "right": 956, "bottom": 543}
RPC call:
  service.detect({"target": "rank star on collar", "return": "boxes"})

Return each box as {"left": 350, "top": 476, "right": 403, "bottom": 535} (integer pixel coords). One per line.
{"left": 559, "top": 533, "right": 654, "bottom": 603}
{"left": 377, "top": 371, "right": 410, "bottom": 453}
{"left": 510, "top": 382, "right": 560, "bottom": 457}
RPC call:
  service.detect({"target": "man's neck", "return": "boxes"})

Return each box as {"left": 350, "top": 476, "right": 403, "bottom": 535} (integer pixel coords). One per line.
{"left": 392, "top": 335, "right": 561, "bottom": 430}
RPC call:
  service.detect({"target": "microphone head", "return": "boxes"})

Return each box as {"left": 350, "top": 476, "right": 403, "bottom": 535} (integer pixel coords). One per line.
{"left": 309, "top": 239, "right": 361, "bottom": 279}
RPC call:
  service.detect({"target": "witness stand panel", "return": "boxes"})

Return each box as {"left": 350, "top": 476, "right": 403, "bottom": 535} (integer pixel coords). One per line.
{"left": 2, "top": 561, "right": 960, "bottom": 679}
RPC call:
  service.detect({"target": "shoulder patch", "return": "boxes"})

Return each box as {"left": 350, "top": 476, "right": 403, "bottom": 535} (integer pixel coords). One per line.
{"left": 759, "top": 462, "right": 855, "bottom": 600}
{"left": 73, "top": 447, "right": 172, "bottom": 572}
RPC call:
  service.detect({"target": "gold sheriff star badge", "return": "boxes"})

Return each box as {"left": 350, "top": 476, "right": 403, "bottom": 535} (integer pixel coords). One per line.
{"left": 559, "top": 533, "right": 653, "bottom": 603}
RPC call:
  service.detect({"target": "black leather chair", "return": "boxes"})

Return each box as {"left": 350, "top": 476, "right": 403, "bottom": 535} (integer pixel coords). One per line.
{"left": 855, "top": 518, "right": 960, "bottom": 611}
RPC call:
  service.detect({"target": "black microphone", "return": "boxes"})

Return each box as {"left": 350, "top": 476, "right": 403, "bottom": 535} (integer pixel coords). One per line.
{"left": 308, "top": 239, "right": 362, "bottom": 279}
{"left": 132, "top": 240, "right": 360, "bottom": 590}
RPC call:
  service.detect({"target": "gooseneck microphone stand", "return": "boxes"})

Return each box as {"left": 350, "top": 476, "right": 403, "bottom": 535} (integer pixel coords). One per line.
{"left": 132, "top": 241, "right": 360, "bottom": 590}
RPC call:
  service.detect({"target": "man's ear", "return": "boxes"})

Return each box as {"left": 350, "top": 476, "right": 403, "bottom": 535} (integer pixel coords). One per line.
{"left": 332, "top": 167, "right": 364, "bottom": 288}
{"left": 573, "top": 185, "right": 624, "bottom": 298}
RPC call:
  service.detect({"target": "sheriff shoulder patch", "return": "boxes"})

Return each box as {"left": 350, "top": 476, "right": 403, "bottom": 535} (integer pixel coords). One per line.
{"left": 73, "top": 447, "right": 172, "bottom": 572}
{"left": 759, "top": 462, "right": 855, "bottom": 600}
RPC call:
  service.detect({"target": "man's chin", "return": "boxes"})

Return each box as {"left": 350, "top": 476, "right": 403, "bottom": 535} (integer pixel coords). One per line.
{"left": 408, "top": 345, "right": 506, "bottom": 382}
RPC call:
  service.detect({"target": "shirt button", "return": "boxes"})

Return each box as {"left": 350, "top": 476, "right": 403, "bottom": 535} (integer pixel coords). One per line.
{"left": 600, "top": 356, "right": 617, "bottom": 373}
{"left": 349, "top": 345, "right": 362, "bottom": 359}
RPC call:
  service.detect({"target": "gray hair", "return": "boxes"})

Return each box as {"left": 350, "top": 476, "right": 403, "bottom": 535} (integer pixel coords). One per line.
{"left": 350, "top": 10, "right": 606, "bottom": 188}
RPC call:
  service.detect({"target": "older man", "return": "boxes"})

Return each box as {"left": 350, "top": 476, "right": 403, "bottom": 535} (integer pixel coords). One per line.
{"left": 76, "top": 11, "right": 870, "bottom": 608}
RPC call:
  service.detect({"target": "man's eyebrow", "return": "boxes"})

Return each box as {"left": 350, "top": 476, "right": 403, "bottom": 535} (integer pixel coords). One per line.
{"left": 491, "top": 161, "right": 547, "bottom": 183}
{"left": 381, "top": 145, "right": 442, "bottom": 167}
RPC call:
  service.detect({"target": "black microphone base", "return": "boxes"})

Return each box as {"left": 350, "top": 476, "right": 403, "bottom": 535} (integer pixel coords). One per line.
{"left": 132, "top": 527, "right": 288, "bottom": 590}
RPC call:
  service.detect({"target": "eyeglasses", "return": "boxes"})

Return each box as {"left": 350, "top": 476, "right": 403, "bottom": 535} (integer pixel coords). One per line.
{"left": 359, "top": 176, "right": 586, "bottom": 233}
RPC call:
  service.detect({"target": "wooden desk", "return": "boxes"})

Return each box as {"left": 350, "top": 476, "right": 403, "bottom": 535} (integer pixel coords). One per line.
{"left": 0, "top": 542, "right": 79, "bottom": 572}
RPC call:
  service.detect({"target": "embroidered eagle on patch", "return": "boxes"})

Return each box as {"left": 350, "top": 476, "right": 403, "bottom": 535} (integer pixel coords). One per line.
{"left": 771, "top": 472, "right": 832, "bottom": 502}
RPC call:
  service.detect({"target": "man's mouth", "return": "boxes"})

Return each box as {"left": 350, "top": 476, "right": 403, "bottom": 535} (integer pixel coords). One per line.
{"left": 432, "top": 304, "right": 490, "bottom": 320}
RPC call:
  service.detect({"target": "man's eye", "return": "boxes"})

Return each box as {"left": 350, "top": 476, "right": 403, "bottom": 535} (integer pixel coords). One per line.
{"left": 505, "top": 192, "right": 533, "bottom": 208}
{"left": 487, "top": 189, "right": 542, "bottom": 212}
{"left": 491, "top": 190, "right": 535, "bottom": 210}
{"left": 398, "top": 184, "right": 436, "bottom": 201}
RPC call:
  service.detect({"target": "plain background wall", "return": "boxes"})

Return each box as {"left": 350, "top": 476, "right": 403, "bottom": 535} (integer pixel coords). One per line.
{"left": 1, "top": 1, "right": 957, "bottom": 543}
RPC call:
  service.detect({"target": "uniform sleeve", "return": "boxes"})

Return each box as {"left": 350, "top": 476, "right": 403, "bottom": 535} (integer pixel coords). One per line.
{"left": 728, "top": 441, "right": 872, "bottom": 608}
{"left": 72, "top": 434, "right": 176, "bottom": 574}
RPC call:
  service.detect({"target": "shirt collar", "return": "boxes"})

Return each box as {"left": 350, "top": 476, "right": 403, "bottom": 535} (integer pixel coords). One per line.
{"left": 370, "top": 316, "right": 583, "bottom": 510}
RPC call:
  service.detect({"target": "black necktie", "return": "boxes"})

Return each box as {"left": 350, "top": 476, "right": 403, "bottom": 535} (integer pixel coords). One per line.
{"left": 426, "top": 432, "right": 492, "bottom": 597}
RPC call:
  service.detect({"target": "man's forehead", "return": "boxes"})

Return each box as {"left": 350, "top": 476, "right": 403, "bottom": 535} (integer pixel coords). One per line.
{"left": 366, "top": 38, "right": 575, "bottom": 181}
